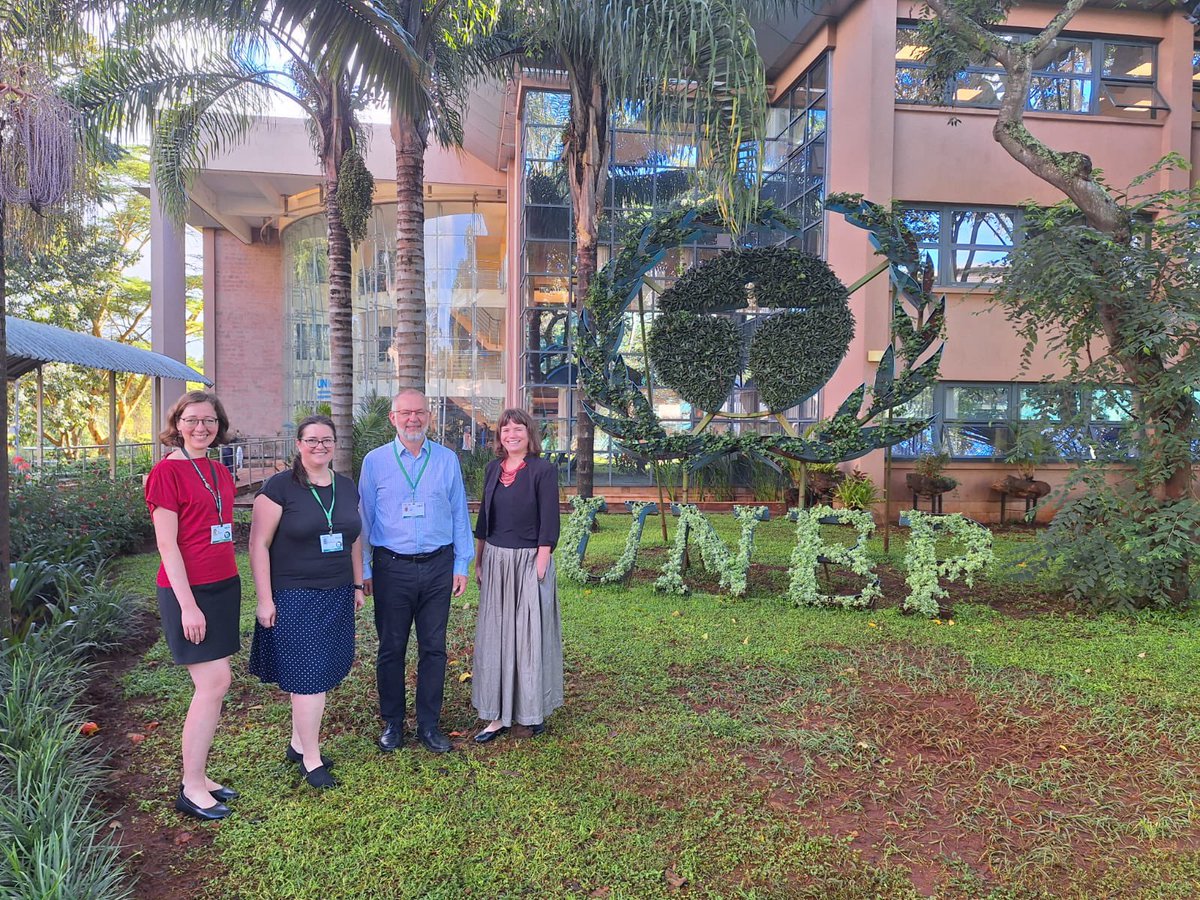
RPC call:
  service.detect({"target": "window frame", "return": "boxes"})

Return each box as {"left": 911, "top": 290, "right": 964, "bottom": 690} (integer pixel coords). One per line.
{"left": 901, "top": 203, "right": 1022, "bottom": 286}
{"left": 895, "top": 24, "right": 1168, "bottom": 119}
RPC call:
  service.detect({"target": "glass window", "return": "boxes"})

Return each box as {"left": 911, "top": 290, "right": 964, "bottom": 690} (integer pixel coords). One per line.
{"left": 524, "top": 241, "right": 571, "bottom": 276}
{"left": 945, "top": 385, "right": 1009, "bottom": 420}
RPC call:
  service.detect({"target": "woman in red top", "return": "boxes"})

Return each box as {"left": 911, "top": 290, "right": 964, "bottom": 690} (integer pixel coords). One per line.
{"left": 145, "top": 390, "right": 241, "bottom": 821}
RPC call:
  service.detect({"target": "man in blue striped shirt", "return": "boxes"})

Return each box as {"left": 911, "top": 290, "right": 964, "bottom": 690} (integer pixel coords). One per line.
{"left": 360, "top": 389, "right": 473, "bottom": 753}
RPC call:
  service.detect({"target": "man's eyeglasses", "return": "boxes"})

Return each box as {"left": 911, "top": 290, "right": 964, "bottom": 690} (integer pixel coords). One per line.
{"left": 300, "top": 438, "right": 336, "bottom": 448}
{"left": 180, "top": 417, "right": 219, "bottom": 427}
{"left": 391, "top": 409, "right": 429, "bottom": 419}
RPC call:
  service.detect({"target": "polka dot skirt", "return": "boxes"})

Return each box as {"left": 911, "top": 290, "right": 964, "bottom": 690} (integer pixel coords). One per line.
{"left": 249, "top": 584, "right": 355, "bottom": 695}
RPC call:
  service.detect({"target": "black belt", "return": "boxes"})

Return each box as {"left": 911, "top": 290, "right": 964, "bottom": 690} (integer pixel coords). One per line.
{"left": 377, "top": 544, "right": 452, "bottom": 563}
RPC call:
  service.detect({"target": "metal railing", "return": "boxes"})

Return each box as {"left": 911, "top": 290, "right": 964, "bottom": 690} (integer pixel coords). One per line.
{"left": 15, "top": 437, "right": 294, "bottom": 490}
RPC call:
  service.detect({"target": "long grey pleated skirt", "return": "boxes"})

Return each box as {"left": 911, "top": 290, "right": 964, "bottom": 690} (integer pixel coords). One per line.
{"left": 473, "top": 544, "right": 564, "bottom": 727}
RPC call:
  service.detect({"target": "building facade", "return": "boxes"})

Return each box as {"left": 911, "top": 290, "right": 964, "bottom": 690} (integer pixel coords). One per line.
{"left": 163, "top": 0, "right": 1200, "bottom": 517}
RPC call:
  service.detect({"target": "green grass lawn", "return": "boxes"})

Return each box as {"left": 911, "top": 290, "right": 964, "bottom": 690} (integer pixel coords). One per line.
{"left": 106, "top": 515, "right": 1200, "bottom": 899}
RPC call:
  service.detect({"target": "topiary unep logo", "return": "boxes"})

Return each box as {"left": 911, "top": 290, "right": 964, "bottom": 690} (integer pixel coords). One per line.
{"left": 648, "top": 247, "right": 854, "bottom": 415}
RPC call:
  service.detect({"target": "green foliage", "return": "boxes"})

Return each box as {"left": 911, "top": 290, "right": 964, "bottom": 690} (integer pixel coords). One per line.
{"left": 457, "top": 445, "right": 494, "bottom": 501}
{"left": 903, "top": 510, "right": 994, "bottom": 617}
{"left": 833, "top": 470, "right": 880, "bottom": 511}
{"left": 10, "top": 473, "right": 151, "bottom": 562}
{"left": 1033, "top": 479, "right": 1200, "bottom": 613}
{"left": 911, "top": 1, "right": 1013, "bottom": 104}
{"left": 647, "top": 311, "right": 744, "bottom": 411}
{"left": 913, "top": 452, "right": 950, "bottom": 479}
{"left": 350, "top": 395, "right": 393, "bottom": 479}
{"left": 749, "top": 308, "right": 854, "bottom": 412}
{"left": 654, "top": 504, "right": 766, "bottom": 597}
{"left": 786, "top": 505, "right": 880, "bottom": 609}
{"left": 336, "top": 144, "right": 375, "bottom": 246}
{"left": 559, "top": 497, "right": 657, "bottom": 585}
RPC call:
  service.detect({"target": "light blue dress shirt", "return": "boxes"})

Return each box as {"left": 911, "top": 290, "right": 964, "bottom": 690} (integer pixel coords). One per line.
{"left": 359, "top": 437, "right": 474, "bottom": 580}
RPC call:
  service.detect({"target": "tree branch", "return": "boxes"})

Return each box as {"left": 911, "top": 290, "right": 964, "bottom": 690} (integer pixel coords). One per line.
{"left": 922, "top": 0, "right": 1013, "bottom": 69}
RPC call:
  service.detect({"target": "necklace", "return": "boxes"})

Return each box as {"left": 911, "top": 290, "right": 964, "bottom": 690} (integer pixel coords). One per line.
{"left": 499, "top": 458, "right": 526, "bottom": 487}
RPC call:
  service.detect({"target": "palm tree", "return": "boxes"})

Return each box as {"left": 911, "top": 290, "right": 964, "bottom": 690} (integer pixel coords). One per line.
{"left": 514, "top": 0, "right": 793, "bottom": 497}
{"left": 77, "top": 8, "right": 375, "bottom": 472}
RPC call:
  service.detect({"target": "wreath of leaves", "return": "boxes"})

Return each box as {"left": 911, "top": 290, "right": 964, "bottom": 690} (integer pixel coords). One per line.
{"left": 576, "top": 199, "right": 945, "bottom": 466}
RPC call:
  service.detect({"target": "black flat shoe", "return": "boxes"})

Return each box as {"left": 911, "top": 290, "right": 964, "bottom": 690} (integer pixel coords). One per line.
{"left": 473, "top": 726, "right": 509, "bottom": 744}
{"left": 286, "top": 743, "right": 334, "bottom": 769}
{"left": 300, "top": 763, "right": 339, "bottom": 790}
{"left": 378, "top": 722, "right": 405, "bottom": 753}
{"left": 529, "top": 722, "right": 546, "bottom": 736}
{"left": 175, "top": 790, "right": 232, "bottom": 821}
{"left": 417, "top": 726, "right": 451, "bottom": 753}
{"left": 179, "top": 782, "right": 239, "bottom": 803}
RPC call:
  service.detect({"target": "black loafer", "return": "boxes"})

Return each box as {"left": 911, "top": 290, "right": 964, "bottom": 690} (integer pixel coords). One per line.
{"left": 378, "top": 722, "right": 405, "bottom": 753}
{"left": 473, "top": 726, "right": 509, "bottom": 744}
{"left": 416, "top": 726, "right": 451, "bottom": 753}
{"left": 286, "top": 743, "right": 334, "bottom": 769}
{"left": 300, "top": 763, "right": 339, "bottom": 790}
{"left": 529, "top": 722, "right": 546, "bottom": 736}
{"left": 179, "top": 783, "right": 239, "bottom": 803}
{"left": 175, "top": 790, "right": 232, "bottom": 821}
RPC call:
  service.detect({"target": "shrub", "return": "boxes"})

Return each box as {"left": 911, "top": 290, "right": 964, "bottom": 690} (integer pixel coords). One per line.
{"left": 10, "top": 474, "right": 150, "bottom": 562}
{"left": 834, "top": 469, "right": 880, "bottom": 511}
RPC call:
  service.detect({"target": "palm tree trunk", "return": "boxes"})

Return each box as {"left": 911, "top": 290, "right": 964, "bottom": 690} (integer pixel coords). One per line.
{"left": 0, "top": 196, "right": 10, "bottom": 636}
{"left": 324, "top": 99, "right": 355, "bottom": 474}
{"left": 390, "top": 110, "right": 427, "bottom": 393}
{"left": 563, "top": 70, "right": 609, "bottom": 499}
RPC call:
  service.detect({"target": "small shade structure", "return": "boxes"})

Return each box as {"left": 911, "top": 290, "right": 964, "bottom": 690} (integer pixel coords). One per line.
{"left": 5, "top": 316, "right": 211, "bottom": 476}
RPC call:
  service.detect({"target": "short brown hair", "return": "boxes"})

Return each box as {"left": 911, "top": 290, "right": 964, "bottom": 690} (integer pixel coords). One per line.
{"left": 492, "top": 408, "right": 540, "bottom": 458}
{"left": 159, "top": 390, "right": 232, "bottom": 448}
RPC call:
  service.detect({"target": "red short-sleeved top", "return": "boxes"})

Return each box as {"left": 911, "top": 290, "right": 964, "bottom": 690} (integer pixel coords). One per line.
{"left": 145, "top": 455, "right": 239, "bottom": 588}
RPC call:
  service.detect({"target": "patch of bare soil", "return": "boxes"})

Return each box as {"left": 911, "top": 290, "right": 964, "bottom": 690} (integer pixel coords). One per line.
{"left": 83, "top": 609, "right": 227, "bottom": 900}
{"left": 737, "top": 645, "right": 1200, "bottom": 896}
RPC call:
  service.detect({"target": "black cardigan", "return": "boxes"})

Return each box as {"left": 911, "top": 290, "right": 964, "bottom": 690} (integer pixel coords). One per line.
{"left": 474, "top": 456, "right": 561, "bottom": 549}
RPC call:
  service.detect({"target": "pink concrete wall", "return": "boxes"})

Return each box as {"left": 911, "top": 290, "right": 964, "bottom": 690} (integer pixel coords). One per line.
{"left": 206, "top": 230, "right": 287, "bottom": 436}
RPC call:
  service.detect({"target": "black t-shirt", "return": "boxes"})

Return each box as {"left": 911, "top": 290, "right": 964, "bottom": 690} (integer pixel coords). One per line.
{"left": 258, "top": 471, "right": 362, "bottom": 590}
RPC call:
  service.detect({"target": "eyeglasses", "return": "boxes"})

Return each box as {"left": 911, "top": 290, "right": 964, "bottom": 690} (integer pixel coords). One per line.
{"left": 300, "top": 437, "right": 336, "bottom": 448}
{"left": 180, "top": 417, "right": 219, "bottom": 427}
{"left": 391, "top": 409, "right": 429, "bottom": 419}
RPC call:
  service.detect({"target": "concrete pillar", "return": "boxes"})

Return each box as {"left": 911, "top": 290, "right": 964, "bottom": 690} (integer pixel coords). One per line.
{"left": 150, "top": 175, "right": 188, "bottom": 418}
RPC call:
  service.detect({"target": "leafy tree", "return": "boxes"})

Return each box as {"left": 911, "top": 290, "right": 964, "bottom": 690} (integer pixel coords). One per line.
{"left": 513, "top": 0, "right": 795, "bottom": 497}
{"left": 916, "top": 1, "right": 1198, "bottom": 607}
{"left": 76, "top": 3, "right": 377, "bottom": 472}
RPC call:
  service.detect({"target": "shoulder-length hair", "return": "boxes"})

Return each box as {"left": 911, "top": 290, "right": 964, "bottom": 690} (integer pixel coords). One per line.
{"left": 292, "top": 415, "right": 337, "bottom": 484}
{"left": 159, "top": 390, "right": 231, "bottom": 448}
{"left": 492, "top": 408, "right": 540, "bottom": 459}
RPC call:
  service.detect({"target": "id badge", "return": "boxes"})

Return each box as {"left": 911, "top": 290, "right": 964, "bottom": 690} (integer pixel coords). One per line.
{"left": 210, "top": 523, "right": 233, "bottom": 544}
{"left": 320, "top": 532, "right": 344, "bottom": 553}
{"left": 402, "top": 501, "right": 425, "bottom": 518}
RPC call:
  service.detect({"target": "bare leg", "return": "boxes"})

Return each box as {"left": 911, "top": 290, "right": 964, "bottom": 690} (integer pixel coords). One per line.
{"left": 292, "top": 692, "right": 327, "bottom": 771}
{"left": 181, "top": 657, "right": 232, "bottom": 808}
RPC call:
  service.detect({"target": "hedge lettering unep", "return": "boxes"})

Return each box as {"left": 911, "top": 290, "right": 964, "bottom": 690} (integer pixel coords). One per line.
{"left": 556, "top": 501, "right": 994, "bottom": 618}
{"left": 575, "top": 199, "right": 945, "bottom": 467}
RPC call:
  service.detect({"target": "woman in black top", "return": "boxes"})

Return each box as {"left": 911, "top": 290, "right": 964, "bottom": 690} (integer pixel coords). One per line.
{"left": 471, "top": 408, "right": 563, "bottom": 743}
{"left": 248, "top": 416, "right": 363, "bottom": 788}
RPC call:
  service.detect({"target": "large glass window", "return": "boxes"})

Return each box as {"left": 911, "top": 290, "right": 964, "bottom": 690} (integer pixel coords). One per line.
{"left": 761, "top": 54, "right": 829, "bottom": 256}
{"left": 902, "top": 204, "right": 1019, "bottom": 285}
{"left": 896, "top": 25, "right": 1168, "bottom": 119}
{"left": 281, "top": 201, "right": 508, "bottom": 438}
{"left": 890, "top": 381, "right": 1136, "bottom": 460}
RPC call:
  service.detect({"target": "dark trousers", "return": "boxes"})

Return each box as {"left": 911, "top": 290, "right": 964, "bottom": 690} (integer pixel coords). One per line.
{"left": 373, "top": 545, "right": 454, "bottom": 729}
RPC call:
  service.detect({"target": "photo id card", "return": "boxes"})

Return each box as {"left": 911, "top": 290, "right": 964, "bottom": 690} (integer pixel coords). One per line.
{"left": 210, "top": 523, "right": 233, "bottom": 544}
{"left": 402, "top": 501, "right": 426, "bottom": 518}
{"left": 320, "top": 532, "right": 344, "bottom": 553}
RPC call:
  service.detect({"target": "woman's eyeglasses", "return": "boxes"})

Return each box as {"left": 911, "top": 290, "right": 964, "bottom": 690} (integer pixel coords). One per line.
{"left": 300, "top": 438, "right": 336, "bottom": 448}
{"left": 180, "top": 417, "right": 219, "bottom": 427}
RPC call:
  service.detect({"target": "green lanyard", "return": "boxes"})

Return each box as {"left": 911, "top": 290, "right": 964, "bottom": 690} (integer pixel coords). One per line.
{"left": 392, "top": 441, "right": 431, "bottom": 496}
{"left": 180, "top": 446, "right": 224, "bottom": 525}
{"left": 308, "top": 477, "right": 336, "bottom": 534}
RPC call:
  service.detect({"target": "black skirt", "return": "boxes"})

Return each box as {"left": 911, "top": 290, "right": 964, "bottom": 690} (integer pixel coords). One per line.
{"left": 157, "top": 575, "right": 242, "bottom": 665}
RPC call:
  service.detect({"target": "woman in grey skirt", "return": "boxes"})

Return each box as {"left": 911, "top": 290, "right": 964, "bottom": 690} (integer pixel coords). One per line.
{"left": 472, "top": 408, "right": 563, "bottom": 743}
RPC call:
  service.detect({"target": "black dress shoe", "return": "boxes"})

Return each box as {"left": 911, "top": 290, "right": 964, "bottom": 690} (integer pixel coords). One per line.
{"left": 286, "top": 743, "right": 334, "bottom": 769}
{"left": 378, "top": 722, "right": 405, "bottom": 753}
{"left": 416, "top": 726, "right": 451, "bottom": 753}
{"left": 529, "top": 722, "right": 546, "bottom": 736}
{"left": 179, "top": 783, "right": 240, "bottom": 803}
{"left": 300, "top": 763, "right": 339, "bottom": 790}
{"left": 175, "top": 790, "right": 232, "bottom": 821}
{"left": 473, "top": 725, "right": 509, "bottom": 744}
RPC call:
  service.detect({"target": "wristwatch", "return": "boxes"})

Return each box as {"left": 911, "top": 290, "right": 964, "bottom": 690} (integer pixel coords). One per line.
{"left": 352, "top": 583, "right": 365, "bottom": 591}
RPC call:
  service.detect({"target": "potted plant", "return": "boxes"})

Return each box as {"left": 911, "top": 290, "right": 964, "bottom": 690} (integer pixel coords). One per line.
{"left": 905, "top": 452, "right": 957, "bottom": 497}
{"left": 833, "top": 469, "right": 881, "bottom": 512}
{"left": 998, "top": 423, "right": 1055, "bottom": 494}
